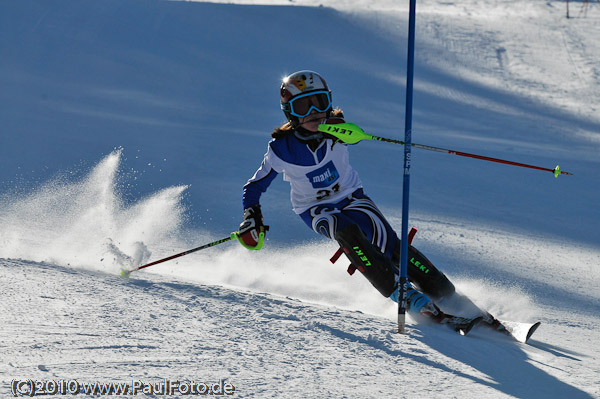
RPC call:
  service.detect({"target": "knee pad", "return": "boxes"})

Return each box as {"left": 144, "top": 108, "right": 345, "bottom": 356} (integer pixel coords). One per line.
{"left": 334, "top": 224, "right": 396, "bottom": 297}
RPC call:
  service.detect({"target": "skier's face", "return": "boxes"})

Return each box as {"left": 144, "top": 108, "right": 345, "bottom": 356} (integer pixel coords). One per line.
{"left": 298, "top": 110, "right": 327, "bottom": 132}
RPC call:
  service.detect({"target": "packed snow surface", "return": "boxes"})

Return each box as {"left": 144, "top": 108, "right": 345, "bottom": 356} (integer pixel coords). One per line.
{"left": 1, "top": 0, "right": 599, "bottom": 398}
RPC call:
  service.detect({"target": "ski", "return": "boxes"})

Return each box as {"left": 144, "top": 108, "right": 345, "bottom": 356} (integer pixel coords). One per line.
{"left": 443, "top": 315, "right": 483, "bottom": 336}
{"left": 482, "top": 313, "right": 541, "bottom": 343}
{"left": 426, "top": 313, "right": 483, "bottom": 336}
{"left": 497, "top": 320, "right": 541, "bottom": 343}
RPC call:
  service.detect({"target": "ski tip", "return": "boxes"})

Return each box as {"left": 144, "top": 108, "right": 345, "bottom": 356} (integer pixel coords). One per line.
{"left": 525, "top": 322, "right": 541, "bottom": 343}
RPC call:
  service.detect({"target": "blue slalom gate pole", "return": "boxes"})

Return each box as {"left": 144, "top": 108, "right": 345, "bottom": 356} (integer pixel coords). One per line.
{"left": 398, "top": 0, "right": 417, "bottom": 334}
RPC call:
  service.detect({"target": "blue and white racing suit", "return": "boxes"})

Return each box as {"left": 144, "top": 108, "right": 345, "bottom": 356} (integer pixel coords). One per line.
{"left": 242, "top": 134, "right": 399, "bottom": 267}
{"left": 242, "top": 132, "right": 462, "bottom": 314}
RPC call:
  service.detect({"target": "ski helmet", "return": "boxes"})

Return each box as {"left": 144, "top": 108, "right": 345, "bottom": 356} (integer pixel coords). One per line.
{"left": 280, "top": 70, "right": 332, "bottom": 128}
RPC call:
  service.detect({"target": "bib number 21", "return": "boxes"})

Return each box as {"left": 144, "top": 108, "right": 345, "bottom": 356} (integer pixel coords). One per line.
{"left": 316, "top": 183, "right": 340, "bottom": 200}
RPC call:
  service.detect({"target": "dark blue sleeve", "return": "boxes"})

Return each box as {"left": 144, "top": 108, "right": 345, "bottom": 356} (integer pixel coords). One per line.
{"left": 242, "top": 161, "right": 279, "bottom": 210}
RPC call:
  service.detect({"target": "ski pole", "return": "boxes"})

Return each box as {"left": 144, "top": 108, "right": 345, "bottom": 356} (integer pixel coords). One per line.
{"left": 318, "top": 122, "right": 572, "bottom": 177}
{"left": 120, "top": 233, "right": 237, "bottom": 277}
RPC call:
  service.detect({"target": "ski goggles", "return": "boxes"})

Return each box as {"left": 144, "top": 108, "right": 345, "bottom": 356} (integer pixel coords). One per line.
{"left": 285, "top": 90, "right": 332, "bottom": 118}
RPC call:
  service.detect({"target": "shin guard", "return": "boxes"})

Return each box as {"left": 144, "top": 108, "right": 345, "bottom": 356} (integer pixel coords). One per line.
{"left": 334, "top": 224, "right": 396, "bottom": 297}
{"left": 393, "top": 242, "right": 456, "bottom": 301}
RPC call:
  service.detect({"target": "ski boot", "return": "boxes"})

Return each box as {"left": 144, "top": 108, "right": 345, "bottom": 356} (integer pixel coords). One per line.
{"left": 392, "top": 284, "right": 482, "bottom": 335}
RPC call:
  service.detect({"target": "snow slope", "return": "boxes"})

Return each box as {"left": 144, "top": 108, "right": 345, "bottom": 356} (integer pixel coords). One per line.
{"left": 2, "top": 257, "right": 596, "bottom": 398}
{"left": 1, "top": 0, "right": 599, "bottom": 397}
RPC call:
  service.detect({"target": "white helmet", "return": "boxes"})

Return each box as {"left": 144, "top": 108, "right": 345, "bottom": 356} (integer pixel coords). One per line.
{"left": 280, "top": 70, "right": 332, "bottom": 128}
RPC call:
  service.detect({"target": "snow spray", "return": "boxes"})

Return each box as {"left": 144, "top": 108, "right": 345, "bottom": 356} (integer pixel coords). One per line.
{"left": 0, "top": 149, "right": 187, "bottom": 273}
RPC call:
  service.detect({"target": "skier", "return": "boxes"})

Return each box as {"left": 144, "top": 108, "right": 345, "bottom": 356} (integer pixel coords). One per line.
{"left": 235, "top": 70, "right": 483, "bottom": 326}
